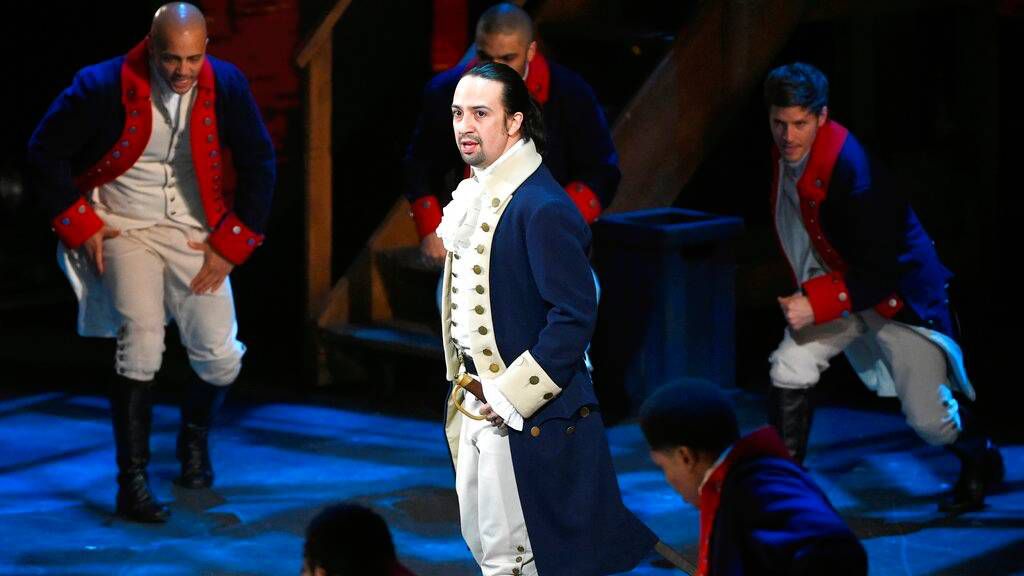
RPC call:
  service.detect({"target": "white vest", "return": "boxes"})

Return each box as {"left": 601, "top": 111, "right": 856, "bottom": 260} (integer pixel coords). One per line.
{"left": 93, "top": 71, "right": 206, "bottom": 231}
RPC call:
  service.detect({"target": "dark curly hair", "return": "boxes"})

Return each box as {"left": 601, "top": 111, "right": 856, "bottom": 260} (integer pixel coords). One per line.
{"left": 462, "top": 61, "right": 546, "bottom": 154}
{"left": 764, "top": 62, "right": 829, "bottom": 115}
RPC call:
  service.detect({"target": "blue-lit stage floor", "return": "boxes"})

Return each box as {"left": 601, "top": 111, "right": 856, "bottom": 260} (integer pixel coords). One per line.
{"left": 0, "top": 390, "right": 1021, "bottom": 575}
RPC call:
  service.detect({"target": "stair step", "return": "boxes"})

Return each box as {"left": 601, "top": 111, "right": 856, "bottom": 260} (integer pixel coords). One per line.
{"left": 323, "top": 322, "right": 441, "bottom": 359}
{"left": 374, "top": 246, "right": 443, "bottom": 328}
{"left": 320, "top": 322, "right": 448, "bottom": 418}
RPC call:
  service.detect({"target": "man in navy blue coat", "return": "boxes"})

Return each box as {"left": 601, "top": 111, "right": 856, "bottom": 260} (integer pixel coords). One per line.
{"left": 641, "top": 380, "right": 867, "bottom": 576}
{"left": 437, "top": 61, "right": 655, "bottom": 575}
{"left": 405, "top": 2, "right": 619, "bottom": 266}
{"left": 763, "top": 63, "right": 1001, "bottom": 514}
{"left": 27, "top": 3, "right": 274, "bottom": 522}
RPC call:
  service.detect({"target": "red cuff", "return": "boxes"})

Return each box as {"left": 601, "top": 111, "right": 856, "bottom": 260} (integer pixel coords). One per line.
{"left": 565, "top": 181, "right": 602, "bottom": 224}
{"left": 208, "top": 212, "right": 264, "bottom": 266}
{"left": 410, "top": 195, "right": 443, "bottom": 238}
{"left": 52, "top": 197, "right": 104, "bottom": 249}
{"left": 802, "top": 272, "right": 853, "bottom": 325}
{"left": 874, "top": 293, "right": 904, "bottom": 318}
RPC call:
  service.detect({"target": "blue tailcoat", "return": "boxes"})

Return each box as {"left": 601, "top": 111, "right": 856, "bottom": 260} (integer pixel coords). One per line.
{"left": 702, "top": 429, "right": 867, "bottom": 576}
{"left": 27, "top": 38, "right": 274, "bottom": 264}
{"left": 443, "top": 158, "right": 656, "bottom": 575}
{"left": 771, "top": 120, "right": 954, "bottom": 336}
{"left": 710, "top": 456, "right": 868, "bottom": 576}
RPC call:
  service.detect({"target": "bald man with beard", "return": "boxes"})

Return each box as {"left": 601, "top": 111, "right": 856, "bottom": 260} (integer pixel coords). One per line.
{"left": 28, "top": 3, "right": 275, "bottom": 522}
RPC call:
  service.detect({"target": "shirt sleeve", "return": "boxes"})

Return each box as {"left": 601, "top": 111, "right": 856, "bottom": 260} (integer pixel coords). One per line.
{"left": 481, "top": 377, "right": 524, "bottom": 431}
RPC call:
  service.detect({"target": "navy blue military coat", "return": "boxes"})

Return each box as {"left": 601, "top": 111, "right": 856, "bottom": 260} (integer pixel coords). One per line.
{"left": 700, "top": 428, "right": 867, "bottom": 576}
{"left": 27, "top": 38, "right": 275, "bottom": 265}
{"left": 441, "top": 143, "right": 656, "bottom": 575}
{"left": 771, "top": 120, "right": 955, "bottom": 337}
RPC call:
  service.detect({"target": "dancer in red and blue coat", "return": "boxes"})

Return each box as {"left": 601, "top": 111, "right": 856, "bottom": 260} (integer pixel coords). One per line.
{"left": 26, "top": 3, "right": 275, "bottom": 522}
{"left": 641, "top": 380, "right": 867, "bottom": 576}
{"left": 763, "top": 62, "right": 1002, "bottom": 515}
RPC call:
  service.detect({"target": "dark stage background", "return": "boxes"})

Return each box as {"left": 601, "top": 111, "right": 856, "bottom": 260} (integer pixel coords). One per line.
{"left": 1, "top": 1, "right": 1019, "bottom": 439}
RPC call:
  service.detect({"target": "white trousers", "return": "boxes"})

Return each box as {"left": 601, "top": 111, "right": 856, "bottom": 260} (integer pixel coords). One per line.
{"left": 769, "top": 309, "right": 960, "bottom": 446}
{"left": 456, "top": 393, "right": 538, "bottom": 576}
{"left": 101, "top": 224, "right": 244, "bottom": 385}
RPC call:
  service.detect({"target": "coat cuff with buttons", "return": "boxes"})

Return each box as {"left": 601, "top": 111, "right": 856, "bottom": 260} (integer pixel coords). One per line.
{"left": 52, "top": 197, "right": 104, "bottom": 249}
{"left": 208, "top": 212, "right": 264, "bottom": 265}
{"left": 410, "top": 194, "right": 443, "bottom": 238}
{"left": 495, "top": 350, "right": 562, "bottom": 419}
{"left": 874, "top": 293, "right": 904, "bottom": 319}
{"left": 564, "top": 181, "right": 602, "bottom": 224}
{"left": 481, "top": 377, "right": 525, "bottom": 431}
{"left": 802, "top": 272, "right": 853, "bottom": 325}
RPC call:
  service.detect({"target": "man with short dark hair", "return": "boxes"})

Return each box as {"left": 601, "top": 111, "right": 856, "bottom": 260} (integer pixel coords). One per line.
{"left": 641, "top": 380, "right": 867, "bottom": 576}
{"left": 405, "top": 2, "right": 619, "bottom": 266}
{"left": 302, "top": 503, "right": 416, "bottom": 576}
{"left": 27, "top": 2, "right": 275, "bottom": 522}
{"left": 763, "top": 62, "right": 1001, "bottom": 514}
{"left": 438, "top": 61, "right": 656, "bottom": 575}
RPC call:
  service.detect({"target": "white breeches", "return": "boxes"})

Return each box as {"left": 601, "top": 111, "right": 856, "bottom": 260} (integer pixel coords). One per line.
{"left": 101, "top": 224, "right": 244, "bottom": 385}
{"left": 456, "top": 393, "right": 538, "bottom": 576}
{"left": 769, "top": 309, "right": 960, "bottom": 446}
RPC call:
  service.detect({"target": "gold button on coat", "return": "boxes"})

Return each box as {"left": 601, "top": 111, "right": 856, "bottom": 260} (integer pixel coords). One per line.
{"left": 489, "top": 363, "right": 500, "bottom": 373}
{"left": 530, "top": 426, "right": 541, "bottom": 437}
{"left": 473, "top": 265, "right": 482, "bottom": 274}
{"left": 566, "top": 425, "right": 576, "bottom": 435}
{"left": 491, "top": 198, "right": 500, "bottom": 207}
{"left": 475, "top": 305, "right": 485, "bottom": 314}
{"left": 476, "top": 245, "right": 485, "bottom": 254}
{"left": 482, "top": 348, "right": 493, "bottom": 356}
{"left": 478, "top": 326, "right": 489, "bottom": 335}
{"left": 580, "top": 406, "right": 591, "bottom": 418}
{"left": 529, "top": 376, "right": 539, "bottom": 385}
{"left": 481, "top": 223, "right": 490, "bottom": 232}
{"left": 543, "top": 392, "right": 553, "bottom": 399}
{"left": 475, "top": 285, "right": 485, "bottom": 294}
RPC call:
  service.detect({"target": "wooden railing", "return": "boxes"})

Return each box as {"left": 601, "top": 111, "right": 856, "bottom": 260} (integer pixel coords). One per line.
{"left": 296, "top": 0, "right": 354, "bottom": 322}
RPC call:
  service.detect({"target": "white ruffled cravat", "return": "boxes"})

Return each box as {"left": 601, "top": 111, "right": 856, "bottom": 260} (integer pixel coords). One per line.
{"left": 435, "top": 177, "right": 484, "bottom": 252}
{"left": 435, "top": 139, "right": 527, "bottom": 252}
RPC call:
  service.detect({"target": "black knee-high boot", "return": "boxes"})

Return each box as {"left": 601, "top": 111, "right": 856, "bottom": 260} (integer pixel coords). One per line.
{"left": 769, "top": 386, "right": 814, "bottom": 465}
{"left": 939, "top": 404, "right": 1004, "bottom": 515}
{"left": 175, "top": 375, "right": 228, "bottom": 489}
{"left": 111, "top": 375, "right": 170, "bottom": 523}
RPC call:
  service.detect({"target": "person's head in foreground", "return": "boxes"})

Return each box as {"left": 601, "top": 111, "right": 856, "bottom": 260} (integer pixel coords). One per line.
{"left": 639, "top": 378, "right": 740, "bottom": 507}
{"left": 302, "top": 502, "right": 410, "bottom": 576}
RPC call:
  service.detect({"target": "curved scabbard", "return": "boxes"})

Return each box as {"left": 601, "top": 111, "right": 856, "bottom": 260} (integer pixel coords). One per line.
{"left": 451, "top": 373, "right": 487, "bottom": 421}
